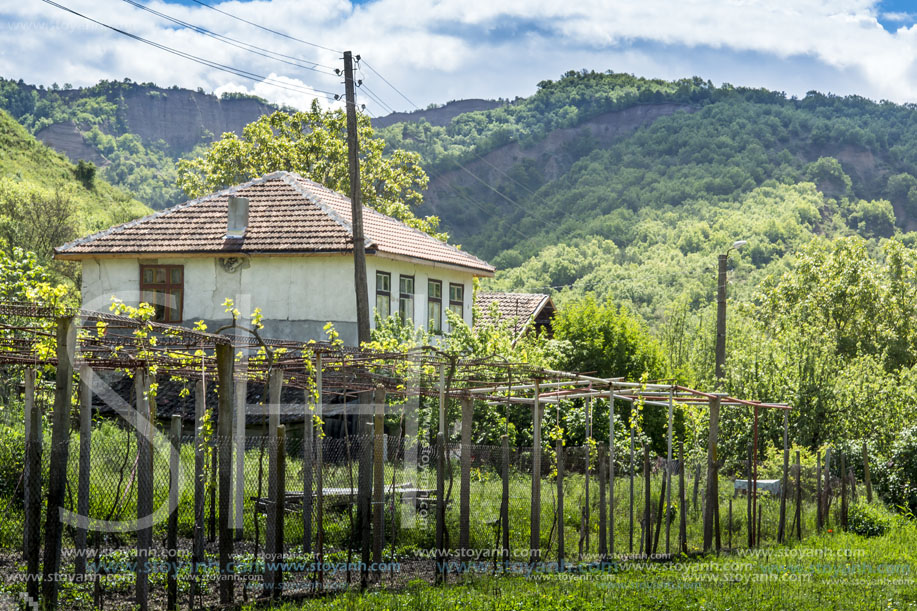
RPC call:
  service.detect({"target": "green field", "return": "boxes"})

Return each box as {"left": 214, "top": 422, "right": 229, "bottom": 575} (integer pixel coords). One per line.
{"left": 243, "top": 525, "right": 917, "bottom": 610}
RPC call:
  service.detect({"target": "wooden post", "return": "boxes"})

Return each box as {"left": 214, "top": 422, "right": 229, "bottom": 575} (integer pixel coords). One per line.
{"left": 435, "top": 432, "right": 446, "bottom": 584}
{"left": 752, "top": 406, "right": 759, "bottom": 549}
{"left": 608, "top": 391, "right": 615, "bottom": 556}
{"left": 598, "top": 445, "right": 607, "bottom": 557}
{"left": 264, "top": 371, "right": 282, "bottom": 598}
{"left": 778, "top": 410, "right": 788, "bottom": 543}
{"left": 135, "top": 369, "right": 153, "bottom": 611}
{"left": 556, "top": 439, "right": 565, "bottom": 569}
{"left": 192, "top": 379, "right": 206, "bottom": 609}
{"left": 233, "top": 379, "right": 246, "bottom": 538}
{"left": 863, "top": 441, "right": 872, "bottom": 503}
{"left": 216, "top": 342, "right": 234, "bottom": 604}
{"left": 530, "top": 381, "right": 542, "bottom": 562}
{"left": 584, "top": 397, "right": 591, "bottom": 555}
{"left": 373, "top": 386, "right": 386, "bottom": 564}
{"left": 501, "top": 435, "right": 510, "bottom": 571}
{"left": 41, "top": 317, "right": 75, "bottom": 609}
{"left": 728, "top": 497, "right": 733, "bottom": 549}
{"left": 795, "top": 450, "right": 802, "bottom": 541}
{"left": 702, "top": 395, "right": 720, "bottom": 552}
{"left": 643, "top": 445, "right": 652, "bottom": 557}
{"left": 459, "top": 396, "right": 473, "bottom": 553}
{"left": 315, "top": 354, "right": 324, "bottom": 589}
{"left": 824, "top": 448, "right": 832, "bottom": 527}
{"left": 24, "top": 368, "right": 41, "bottom": 604}
{"left": 652, "top": 469, "right": 666, "bottom": 555}
{"left": 816, "top": 451, "right": 823, "bottom": 531}
{"left": 678, "top": 441, "right": 687, "bottom": 554}
{"left": 358, "top": 392, "right": 373, "bottom": 587}
{"left": 840, "top": 453, "right": 848, "bottom": 531}
{"left": 75, "top": 365, "right": 92, "bottom": 579}
{"left": 303, "top": 385, "right": 313, "bottom": 555}
{"left": 665, "top": 389, "right": 673, "bottom": 555}
{"left": 746, "top": 448, "right": 753, "bottom": 548}
{"left": 438, "top": 364, "right": 446, "bottom": 436}
{"left": 209, "top": 437, "right": 217, "bottom": 542}
{"left": 167, "top": 414, "right": 181, "bottom": 611}
{"left": 274, "top": 425, "right": 286, "bottom": 598}
{"left": 629, "top": 422, "right": 635, "bottom": 554}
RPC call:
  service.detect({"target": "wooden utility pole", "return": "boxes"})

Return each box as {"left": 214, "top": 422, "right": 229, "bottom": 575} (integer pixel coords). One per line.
{"left": 343, "top": 50, "right": 370, "bottom": 345}
{"left": 714, "top": 253, "right": 728, "bottom": 383}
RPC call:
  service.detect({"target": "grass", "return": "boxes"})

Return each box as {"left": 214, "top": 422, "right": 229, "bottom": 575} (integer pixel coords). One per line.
{"left": 242, "top": 523, "right": 917, "bottom": 610}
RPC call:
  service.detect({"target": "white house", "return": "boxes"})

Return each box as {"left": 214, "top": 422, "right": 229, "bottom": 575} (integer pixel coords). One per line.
{"left": 54, "top": 171, "right": 495, "bottom": 344}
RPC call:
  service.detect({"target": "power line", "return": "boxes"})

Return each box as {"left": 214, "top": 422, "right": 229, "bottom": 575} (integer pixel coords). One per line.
{"left": 361, "top": 59, "right": 419, "bottom": 110}
{"left": 39, "top": 0, "right": 339, "bottom": 102}
{"left": 356, "top": 62, "right": 550, "bottom": 223}
{"left": 120, "top": 0, "right": 337, "bottom": 76}
{"left": 187, "top": 0, "right": 342, "bottom": 55}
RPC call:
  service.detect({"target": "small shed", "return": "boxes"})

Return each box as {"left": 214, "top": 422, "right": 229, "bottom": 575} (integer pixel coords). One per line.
{"left": 474, "top": 292, "right": 556, "bottom": 343}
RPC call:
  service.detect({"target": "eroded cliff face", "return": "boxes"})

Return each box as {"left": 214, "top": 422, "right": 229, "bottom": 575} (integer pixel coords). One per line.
{"left": 119, "top": 88, "right": 274, "bottom": 153}
{"left": 35, "top": 122, "right": 107, "bottom": 166}
{"left": 35, "top": 86, "right": 275, "bottom": 162}
{"left": 425, "top": 103, "right": 696, "bottom": 245}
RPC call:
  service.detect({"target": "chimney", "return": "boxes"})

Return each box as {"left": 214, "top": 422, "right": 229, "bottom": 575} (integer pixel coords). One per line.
{"left": 226, "top": 196, "right": 249, "bottom": 238}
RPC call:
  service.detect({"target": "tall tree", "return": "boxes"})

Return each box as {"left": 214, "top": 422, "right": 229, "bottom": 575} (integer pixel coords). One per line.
{"left": 176, "top": 102, "right": 445, "bottom": 239}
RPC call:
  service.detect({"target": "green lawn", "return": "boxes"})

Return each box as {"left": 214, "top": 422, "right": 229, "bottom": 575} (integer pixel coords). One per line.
{"left": 246, "top": 525, "right": 917, "bottom": 610}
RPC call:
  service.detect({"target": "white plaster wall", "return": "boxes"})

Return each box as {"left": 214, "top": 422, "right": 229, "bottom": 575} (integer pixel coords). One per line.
{"left": 367, "top": 256, "right": 474, "bottom": 333}
{"left": 79, "top": 254, "right": 477, "bottom": 342}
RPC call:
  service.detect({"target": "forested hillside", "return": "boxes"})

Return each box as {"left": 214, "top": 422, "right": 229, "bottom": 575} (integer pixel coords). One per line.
{"left": 376, "top": 71, "right": 917, "bottom": 323}
{"left": 0, "top": 107, "right": 149, "bottom": 283}
{"left": 0, "top": 78, "right": 276, "bottom": 209}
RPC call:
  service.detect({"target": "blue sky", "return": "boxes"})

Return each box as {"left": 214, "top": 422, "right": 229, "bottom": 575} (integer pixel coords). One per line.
{"left": 3, "top": 1, "right": 917, "bottom": 114}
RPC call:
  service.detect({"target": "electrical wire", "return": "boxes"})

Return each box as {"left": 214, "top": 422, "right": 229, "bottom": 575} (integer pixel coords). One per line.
{"left": 187, "top": 0, "right": 342, "bottom": 56}
{"left": 39, "top": 0, "right": 339, "bottom": 102}
{"left": 120, "top": 0, "right": 336, "bottom": 76}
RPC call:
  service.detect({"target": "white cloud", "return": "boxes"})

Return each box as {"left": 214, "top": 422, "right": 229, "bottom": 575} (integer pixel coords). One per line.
{"left": 2, "top": 0, "right": 917, "bottom": 114}
{"left": 214, "top": 73, "right": 343, "bottom": 110}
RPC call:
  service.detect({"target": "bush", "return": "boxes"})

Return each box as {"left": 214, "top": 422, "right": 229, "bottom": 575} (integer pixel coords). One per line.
{"left": 0, "top": 420, "right": 25, "bottom": 503}
{"left": 873, "top": 425, "right": 917, "bottom": 516}
{"left": 847, "top": 502, "right": 891, "bottom": 537}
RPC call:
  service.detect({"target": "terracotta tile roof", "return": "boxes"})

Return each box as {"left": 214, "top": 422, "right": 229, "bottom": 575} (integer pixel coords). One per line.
{"left": 474, "top": 291, "right": 555, "bottom": 339}
{"left": 55, "top": 172, "right": 495, "bottom": 275}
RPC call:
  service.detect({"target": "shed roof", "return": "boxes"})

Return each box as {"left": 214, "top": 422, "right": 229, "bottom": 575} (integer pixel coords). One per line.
{"left": 474, "top": 291, "right": 555, "bottom": 340}
{"left": 55, "top": 171, "right": 495, "bottom": 275}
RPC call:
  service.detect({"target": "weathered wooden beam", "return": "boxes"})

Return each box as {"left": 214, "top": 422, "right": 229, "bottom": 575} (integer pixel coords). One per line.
{"left": 459, "top": 396, "right": 473, "bottom": 553}
{"left": 702, "top": 395, "right": 720, "bottom": 552}
{"left": 778, "top": 410, "right": 789, "bottom": 543}
{"left": 24, "top": 367, "right": 40, "bottom": 603}
{"left": 264, "top": 371, "right": 282, "bottom": 598}
{"left": 167, "top": 414, "right": 181, "bottom": 611}
{"left": 135, "top": 369, "right": 153, "bottom": 611}
{"left": 41, "top": 316, "right": 75, "bottom": 609}
{"left": 75, "top": 364, "right": 92, "bottom": 579}
{"left": 372, "top": 386, "right": 386, "bottom": 564}
{"left": 191, "top": 379, "right": 206, "bottom": 609}
{"left": 233, "top": 379, "right": 246, "bottom": 538}
{"left": 530, "top": 382, "right": 543, "bottom": 563}
{"left": 216, "top": 343, "right": 234, "bottom": 604}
